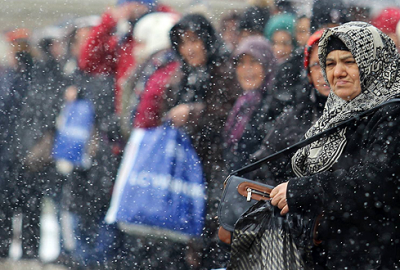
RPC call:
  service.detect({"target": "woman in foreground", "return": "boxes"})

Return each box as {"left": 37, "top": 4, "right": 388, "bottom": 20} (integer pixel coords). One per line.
{"left": 271, "top": 21, "right": 400, "bottom": 268}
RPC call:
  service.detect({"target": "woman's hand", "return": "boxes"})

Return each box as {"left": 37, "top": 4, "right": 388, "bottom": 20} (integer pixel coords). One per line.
{"left": 270, "top": 182, "right": 289, "bottom": 215}
{"left": 167, "top": 104, "right": 190, "bottom": 127}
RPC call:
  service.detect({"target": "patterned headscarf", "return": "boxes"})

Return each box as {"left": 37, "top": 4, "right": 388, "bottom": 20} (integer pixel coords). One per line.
{"left": 292, "top": 21, "right": 400, "bottom": 177}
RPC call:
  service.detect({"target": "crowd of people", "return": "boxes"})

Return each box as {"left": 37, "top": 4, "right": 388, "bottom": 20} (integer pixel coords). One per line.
{"left": 1, "top": 0, "right": 400, "bottom": 269}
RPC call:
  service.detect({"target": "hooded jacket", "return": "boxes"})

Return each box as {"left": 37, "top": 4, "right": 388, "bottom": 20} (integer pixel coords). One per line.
{"left": 166, "top": 14, "right": 239, "bottom": 180}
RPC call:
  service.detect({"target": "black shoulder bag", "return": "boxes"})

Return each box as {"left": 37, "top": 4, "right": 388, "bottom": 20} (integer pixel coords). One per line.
{"left": 217, "top": 98, "right": 400, "bottom": 244}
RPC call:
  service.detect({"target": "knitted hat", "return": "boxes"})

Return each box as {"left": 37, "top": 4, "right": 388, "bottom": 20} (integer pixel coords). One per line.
{"left": 264, "top": 13, "right": 296, "bottom": 41}
{"left": 134, "top": 12, "right": 180, "bottom": 57}
{"left": 116, "top": 0, "right": 156, "bottom": 6}
{"left": 371, "top": 7, "right": 400, "bottom": 34}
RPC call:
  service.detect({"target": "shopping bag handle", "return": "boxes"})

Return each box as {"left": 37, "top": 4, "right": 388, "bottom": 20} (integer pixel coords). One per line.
{"left": 227, "top": 98, "right": 400, "bottom": 179}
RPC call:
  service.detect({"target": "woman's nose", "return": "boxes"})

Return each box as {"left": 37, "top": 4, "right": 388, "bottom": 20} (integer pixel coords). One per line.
{"left": 333, "top": 63, "right": 346, "bottom": 77}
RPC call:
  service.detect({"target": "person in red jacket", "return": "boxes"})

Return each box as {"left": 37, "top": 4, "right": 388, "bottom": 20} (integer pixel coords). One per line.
{"left": 79, "top": 0, "right": 174, "bottom": 114}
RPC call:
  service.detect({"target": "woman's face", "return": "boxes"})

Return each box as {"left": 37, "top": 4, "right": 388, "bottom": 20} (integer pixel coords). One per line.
{"left": 272, "top": 30, "right": 293, "bottom": 62}
{"left": 178, "top": 30, "right": 207, "bottom": 67}
{"left": 308, "top": 45, "right": 330, "bottom": 97}
{"left": 236, "top": 54, "right": 265, "bottom": 92}
{"left": 325, "top": 50, "right": 361, "bottom": 101}
{"left": 295, "top": 17, "right": 310, "bottom": 48}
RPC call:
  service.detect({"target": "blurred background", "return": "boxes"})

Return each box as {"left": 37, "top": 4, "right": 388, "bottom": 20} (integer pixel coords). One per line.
{"left": 1, "top": 0, "right": 399, "bottom": 33}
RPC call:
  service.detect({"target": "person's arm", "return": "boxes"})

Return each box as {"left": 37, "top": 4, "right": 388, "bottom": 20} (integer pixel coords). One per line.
{"left": 273, "top": 104, "right": 400, "bottom": 216}
{"left": 133, "top": 61, "right": 180, "bottom": 128}
{"left": 78, "top": 11, "right": 119, "bottom": 74}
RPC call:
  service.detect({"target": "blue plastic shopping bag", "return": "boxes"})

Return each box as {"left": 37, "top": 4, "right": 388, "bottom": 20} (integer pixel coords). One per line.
{"left": 106, "top": 124, "right": 205, "bottom": 239}
{"left": 52, "top": 99, "right": 95, "bottom": 166}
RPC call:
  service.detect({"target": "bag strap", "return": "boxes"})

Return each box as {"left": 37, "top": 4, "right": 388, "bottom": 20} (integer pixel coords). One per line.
{"left": 229, "top": 98, "right": 400, "bottom": 177}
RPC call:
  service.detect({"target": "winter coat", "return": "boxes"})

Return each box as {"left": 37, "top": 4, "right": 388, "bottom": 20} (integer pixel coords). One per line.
{"left": 223, "top": 91, "right": 276, "bottom": 173}
{"left": 165, "top": 16, "right": 239, "bottom": 267}
{"left": 269, "top": 48, "right": 310, "bottom": 115}
{"left": 0, "top": 68, "right": 17, "bottom": 186}
{"left": 287, "top": 22, "right": 400, "bottom": 268}
{"left": 288, "top": 102, "right": 400, "bottom": 268}
{"left": 78, "top": 4, "right": 175, "bottom": 114}
{"left": 11, "top": 57, "right": 65, "bottom": 183}
{"left": 120, "top": 48, "right": 180, "bottom": 138}
{"left": 251, "top": 85, "right": 326, "bottom": 185}
{"left": 78, "top": 11, "right": 134, "bottom": 114}
{"left": 223, "top": 36, "right": 277, "bottom": 173}
{"left": 60, "top": 65, "right": 117, "bottom": 220}
{"left": 167, "top": 14, "right": 240, "bottom": 183}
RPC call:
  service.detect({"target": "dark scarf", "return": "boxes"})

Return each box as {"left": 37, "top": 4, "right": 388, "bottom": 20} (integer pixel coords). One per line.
{"left": 224, "top": 89, "right": 263, "bottom": 145}
{"left": 177, "top": 64, "right": 210, "bottom": 104}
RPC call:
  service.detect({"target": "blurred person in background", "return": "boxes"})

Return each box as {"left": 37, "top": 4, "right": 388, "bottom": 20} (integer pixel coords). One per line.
{"left": 28, "top": 24, "right": 68, "bottom": 207}
{"left": 252, "top": 29, "right": 329, "bottom": 185}
{"left": 78, "top": 0, "right": 174, "bottom": 115}
{"left": 0, "top": 30, "right": 22, "bottom": 260}
{"left": 119, "top": 12, "right": 180, "bottom": 138}
{"left": 272, "top": 0, "right": 296, "bottom": 16}
{"left": 310, "top": 0, "right": 349, "bottom": 34}
{"left": 371, "top": 7, "right": 400, "bottom": 50}
{"left": 295, "top": 15, "right": 310, "bottom": 48}
{"left": 268, "top": 0, "right": 348, "bottom": 119}
{"left": 218, "top": 10, "right": 241, "bottom": 53}
{"left": 7, "top": 26, "right": 65, "bottom": 260}
{"left": 63, "top": 16, "right": 101, "bottom": 78}
{"left": 50, "top": 15, "right": 119, "bottom": 269}
{"left": 223, "top": 36, "right": 277, "bottom": 173}
{"left": 166, "top": 13, "right": 239, "bottom": 269}
{"left": 114, "top": 12, "right": 190, "bottom": 270}
{"left": 237, "top": 5, "right": 270, "bottom": 43}
{"left": 264, "top": 13, "right": 296, "bottom": 64}
{"left": 5, "top": 28, "right": 36, "bottom": 260}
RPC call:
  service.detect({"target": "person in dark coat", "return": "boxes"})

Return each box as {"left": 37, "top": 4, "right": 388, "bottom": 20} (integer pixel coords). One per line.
{"left": 52, "top": 16, "right": 119, "bottom": 268}
{"left": 0, "top": 30, "right": 32, "bottom": 258}
{"left": 165, "top": 13, "right": 239, "bottom": 269}
{"left": 270, "top": 22, "right": 400, "bottom": 269}
{"left": 237, "top": 6, "right": 270, "bottom": 42}
{"left": 251, "top": 29, "right": 329, "bottom": 185}
{"left": 9, "top": 28, "right": 65, "bottom": 259}
{"left": 223, "top": 36, "right": 277, "bottom": 173}
{"left": 310, "top": 0, "right": 348, "bottom": 34}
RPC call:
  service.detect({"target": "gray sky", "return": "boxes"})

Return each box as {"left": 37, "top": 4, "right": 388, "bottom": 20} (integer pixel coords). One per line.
{"left": 1, "top": 0, "right": 399, "bottom": 33}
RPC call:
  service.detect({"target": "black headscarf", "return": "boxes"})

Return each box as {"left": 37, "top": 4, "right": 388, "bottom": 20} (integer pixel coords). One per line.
{"left": 169, "top": 13, "right": 228, "bottom": 67}
{"left": 169, "top": 14, "right": 228, "bottom": 104}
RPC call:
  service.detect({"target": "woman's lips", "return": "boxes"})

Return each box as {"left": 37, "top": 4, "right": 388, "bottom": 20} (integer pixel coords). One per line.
{"left": 336, "top": 80, "right": 349, "bottom": 86}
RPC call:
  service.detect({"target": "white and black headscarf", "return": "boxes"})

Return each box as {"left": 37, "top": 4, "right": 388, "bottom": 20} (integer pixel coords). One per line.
{"left": 292, "top": 21, "right": 400, "bottom": 177}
